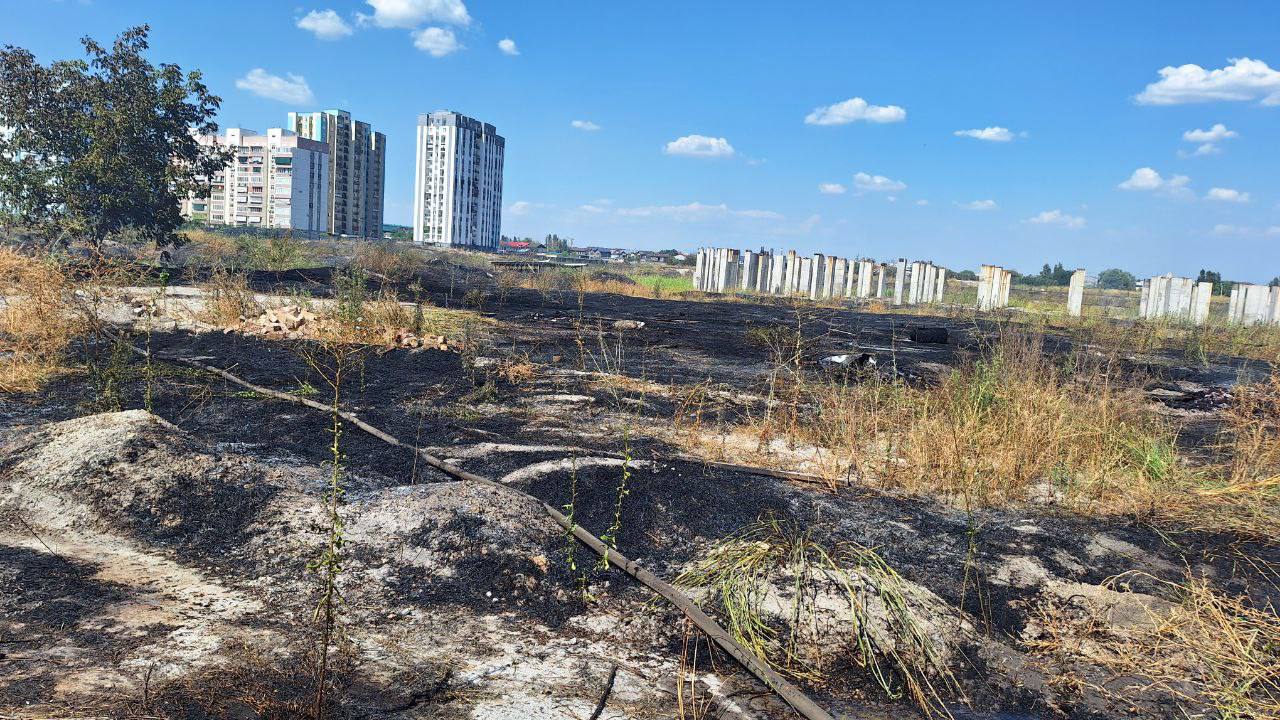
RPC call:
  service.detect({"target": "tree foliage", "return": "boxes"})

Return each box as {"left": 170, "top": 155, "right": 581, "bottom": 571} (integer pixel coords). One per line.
{"left": 1015, "top": 262, "right": 1076, "bottom": 287}
{"left": 0, "top": 25, "right": 228, "bottom": 246}
{"left": 1097, "top": 268, "right": 1137, "bottom": 290}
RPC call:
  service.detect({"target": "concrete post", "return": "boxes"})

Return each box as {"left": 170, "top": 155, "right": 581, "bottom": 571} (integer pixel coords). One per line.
{"left": 740, "top": 251, "right": 756, "bottom": 292}
{"left": 855, "top": 261, "right": 871, "bottom": 298}
{"left": 810, "top": 254, "right": 826, "bottom": 300}
{"left": 935, "top": 268, "right": 947, "bottom": 305}
{"left": 823, "top": 255, "right": 837, "bottom": 298}
{"left": 1191, "top": 281, "right": 1212, "bottom": 325}
{"left": 845, "top": 261, "right": 858, "bottom": 297}
{"left": 831, "top": 258, "right": 848, "bottom": 300}
{"left": 908, "top": 262, "right": 924, "bottom": 304}
{"left": 876, "top": 264, "right": 887, "bottom": 298}
{"left": 693, "top": 248, "right": 705, "bottom": 291}
{"left": 978, "top": 265, "right": 993, "bottom": 310}
{"left": 893, "top": 259, "right": 906, "bottom": 306}
{"left": 1067, "top": 269, "right": 1087, "bottom": 317}
{"left": 1269, "top": 286, "right": 1280, "bottom": 325}
{"left": 925, "top": 264, "right": 938, "bottom": 303}
{"left": 1000, "top": 269, "right": 1012, "bottom": 307}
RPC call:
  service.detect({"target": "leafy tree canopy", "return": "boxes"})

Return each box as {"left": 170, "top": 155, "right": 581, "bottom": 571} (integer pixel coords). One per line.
{"left": 0, "top": 25, "right": 228, "bottom": 247}
{"left": 1097, "top": 268, "right": 1137, "bottom": 290}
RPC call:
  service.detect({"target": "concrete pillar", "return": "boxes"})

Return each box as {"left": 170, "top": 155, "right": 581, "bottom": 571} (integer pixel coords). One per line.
{"left": 831, "top": 258, "right": 848, "bottom": 300}
{"left": 893, "top": 259, "right": 906, "bottom": 306}
{"left": 1190, "top": 281, "right": 1212, "bottom": 325}
{"left": 978, "top": 265, "right": 993, "bottom": 310}
{"left": 1269, "top": 286, "right": 1280, "bottom": 325}
{"left": 693, "top": 248, "right": 706, "bottom": 291}
{"left": 907, "top": 262, "right": 923, "bottom": 304}
{"left": 822, "top": 255, "right": 837, "bottom": 298}
{"left": 876, "top": 264, "right": 887, "bottom": 298}
{"left": 797, "top": 257, "right": 811, "bottom": 295}
{"left": 845, "top": 261, "right": 857, "bottom": 297}
{"left": 1000, "top": 270, "right": 1012, "bottom": 307}
{"left": 1067, "top": 269, "right": 1086, "bottom": 317}
{"left": 855, "top": 261, "right": 872, "bottom": 298}
{"left": 1227, "top": 285, "right": 1240, "bottom": 324}
{"left": 935, "top": 268, "right": 947, "bottom": 305}
{"left": 809, "top": 254, "right": 826, "bottom": 300}
{"left": 924, "top": 264, "right": 938, "bottom": 303}
{"left": 740, "top": 251, "right": 756, "bottom": 292}
{"left": 1243, "top": 283, "right": 1271, "bottom": 325}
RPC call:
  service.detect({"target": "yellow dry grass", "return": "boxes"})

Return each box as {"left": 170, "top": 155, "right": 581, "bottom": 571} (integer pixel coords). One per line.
{"left": 1027, "top": 572, "right": 1280, "bottom": 719}
{"left": 670, "top": 323, "right": 1280, "bottom": 539}
{"left": 0, "top": 248, "right": 86, "bottom": 391}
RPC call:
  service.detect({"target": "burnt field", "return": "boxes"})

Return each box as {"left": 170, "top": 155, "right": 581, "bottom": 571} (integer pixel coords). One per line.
{"left": 2, "top": 254, "right": 1278, "bottom": 720}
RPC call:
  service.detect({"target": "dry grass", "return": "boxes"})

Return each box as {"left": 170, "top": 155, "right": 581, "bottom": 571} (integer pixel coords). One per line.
{"left": 676, "top": 518, "right": 959, "bottom": 716}
{"left": 200, "top": 269, "right": 260, "bottom": 326}
{"left": 669, "top": 322, "right": 1279, "bottom": 538}
{"left": 352, "top": 243, "right": 422, "bottom": 283}
{"left": 0, "top": 248, "right": 86, "bottom": 391}
{"left": 1027, "top": 572, "right": 1280, "bottom": 719}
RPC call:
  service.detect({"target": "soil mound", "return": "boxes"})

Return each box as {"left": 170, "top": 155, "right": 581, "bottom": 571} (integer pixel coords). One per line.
{"left": 0, "top": 411, "right": 278, "bottom": 552}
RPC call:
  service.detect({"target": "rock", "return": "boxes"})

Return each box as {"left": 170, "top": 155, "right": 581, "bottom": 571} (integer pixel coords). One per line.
{"left": 819, "top": 352, "right": 876, "bottom": 371}
{"left": 612, "top": 319, "right": 645, "bottom": 331}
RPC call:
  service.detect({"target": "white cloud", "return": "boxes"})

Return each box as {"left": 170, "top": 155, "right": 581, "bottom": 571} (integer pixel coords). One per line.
{"left": 497, "top": 38, "right": 519, "bottom": 55}
{"left": 1268, "top": 226, "right": 1280, "bottom": 235}
{"left": 959, "top": 199, "right": 998, "bottom": 211}
{"left": 1183, "top": 123, "right": 1238, "bottom": 143}
{"left": 804, "top": 97, "right": 906, "bottom": 125}
{"left": 412, "top": 27, "right": 461, "bottom": 56}
{"left": 507, "top": 200, "right": 547, "bottom": 216}
{"left": 915, "top": 199, "right": 929, "bottom": 206}
{"left": 579, "top": 203, "right": 608, "bottom": 213}
{"left": 1183, "top": 143, "right": 1222, "bottom": 157}
{"left": 818, "top": 183, "right": 846, "bottom": 195}
{"left": 1213, "top": 223, "right": 1250, "bottom": 236}
{"left": 1118, "top": 167, "right": 1191, "bottom": 195}
{"left": 1179, "top": 123, "right": 1239, "bottom": 157}
{"left": 1206, "top": 187, "right": 1250, "bottom": 203}
{"left": 297, "top": 10, "right": 354, "bottom": 40}
{"left": 570, "top": 119, "right": 601, "bottom": 131}
{"left": 363, "top": 0, "right": 470, "bottom": 28}
{"left": 954, "top": 126, "right": 1015, "bottom": 142}
{"left": 235, "top": 69, "right": 315, "bottom": 104}
{"left": 1027, "top": 209, "right": 1086, "bottom": 228}
{"left": 615, "top": 202, "right": 781, "bottom": 221}
{"left": 1136, "top": 57, "right": 1280, "bottom": 106}
{"left": 663, "top": 135, "right": 735, "bottom": 158}
{"left": 853, "top": 172, "right": 906, "bottom": 192}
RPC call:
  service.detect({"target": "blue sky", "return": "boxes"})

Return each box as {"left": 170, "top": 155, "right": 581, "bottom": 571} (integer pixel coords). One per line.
{"left": 6, "top": 1, "right": 1280, "bottom": 281}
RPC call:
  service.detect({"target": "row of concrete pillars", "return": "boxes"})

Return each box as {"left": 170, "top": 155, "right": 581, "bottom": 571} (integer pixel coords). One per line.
{"left": 693, "top": 248, "right": 1278, "bottom": 326}
{"left": 692, "top": 248, "right": 947, "bottom": 306}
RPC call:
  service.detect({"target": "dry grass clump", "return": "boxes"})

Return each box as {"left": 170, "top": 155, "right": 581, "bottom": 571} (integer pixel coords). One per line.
{"left": 184, "top": 229, "right": 313, "bottom": 271}
{"left": 352, "top": 243, "right": 421, "bottom": 282}
{"left": 1027, "top": 572, "right": 1279, "bottom": 719}
{"left": 200, "top": 269, "right": 260, "bottom": 326}
{"left": 726, "top": 328, "right": 1177, "bottom": 512}
{"left": 677, "top": 518, "right": 959, "bottom": 717}
{"left": 0, "top": 248, "right": 86, "bottom": 391}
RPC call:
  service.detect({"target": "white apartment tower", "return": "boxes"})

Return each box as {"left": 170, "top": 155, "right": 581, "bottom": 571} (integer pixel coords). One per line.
{"left": 413, "top": 111, "right": 504, "bottom": 248}
{"left": 287, "top": 109, "right": 386, "bottom": 239}
{"left": 182, "top": 128, "right": 329, "bottom": 235}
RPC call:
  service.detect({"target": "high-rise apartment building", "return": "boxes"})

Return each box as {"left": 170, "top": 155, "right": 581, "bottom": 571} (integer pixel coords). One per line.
{"left": 287, "top": 109, "right": 386, "bottom": 239}
{"left": 413, "top": 111, "right": 504, "bottom": 248}
{"left": 182, "top": 128, "right": 329, "bottom": 235}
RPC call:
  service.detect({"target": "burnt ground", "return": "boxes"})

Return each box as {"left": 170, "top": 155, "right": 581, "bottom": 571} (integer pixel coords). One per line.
{"left": 1, "top": 268, "right": 1277, "bottom": 720}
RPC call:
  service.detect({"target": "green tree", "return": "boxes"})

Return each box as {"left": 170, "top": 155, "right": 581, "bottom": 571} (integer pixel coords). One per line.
{"left": 0, "top": 25, "right": 228, "bottom": 247}
{"left": 1097, "top": 268, "right": 1137, "bottom": 290}
{"left": 1270, "top": 276, "right": 1280, "bottom": 287}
